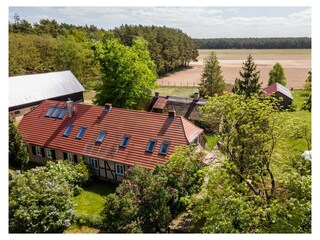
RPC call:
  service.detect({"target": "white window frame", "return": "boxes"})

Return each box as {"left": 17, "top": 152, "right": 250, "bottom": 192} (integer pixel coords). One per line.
{"left": 115, "top": 164, "right": 124, "bottom": 176}
{"left": 67, "top": 153, "right": 74, "bottom": 162}
{"left": 35, "top": 146, "right": 42, "bottom": 157}
{"left": 90, "top": 158, "right": 99, "bottom": 170}
{"left": 46, "top": 148, "right": 53, "bottom": 159}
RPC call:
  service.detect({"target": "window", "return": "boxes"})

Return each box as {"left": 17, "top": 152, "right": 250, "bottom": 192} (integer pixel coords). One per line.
{"left": 14, "top": 110, "right": 21, "bottom": 115}
{"left": 96, "top": 131, "right": 106, "bottom": 143}
{"left": 63, "top": 124, "right": 74, "bottom": 137}
{"left": 76, "top": 127, "right": 87, "bottom": 139}
{"left": 146, "top": 140, "right": 156, "bottom": 152}
{"left": 115, "top": 164, "right": 124, "bottom": 175}
{"left": 63, "top": 152, "right": 77, "bottom": 163}
{"left": 67, "top": 153, "right": 73, "bottom": 162}
{"left": 58, "top": 108, "right": 67, "bottom": 119}
{"left": 90, "top": 158, "right": 99, "bottom": 170}
{"left": 35, "top": 146, "right": 42, "bottom": 156}
{"left": 46, "top": 148, "right": 53, "bottom": 159}
{"left": 45, "top": 106, "right": 55, "bottom": 117}
{"left": 120, "top": 135, "right": 130, "bottom": 147}
{"left": 159, "top": 142, "right": 170, "bottom": 155}
{"left": 51, "top": 107, "right": 61, "bottom": 118}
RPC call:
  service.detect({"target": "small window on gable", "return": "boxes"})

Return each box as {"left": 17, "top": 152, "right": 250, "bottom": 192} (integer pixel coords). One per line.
{"left": 120, "top": 135, "right": 130, "bottom": 147}
{"left": 159, "top": 142, "right": 170, "bottom": 155}
{"left": 63, "top": 124, "right": 74, "bottom": 137}
{"left": 146, "top": 140, "right": 156, "bottom": 152}
{"left": 96, "top": 131, "right": 106, "bottom": 143}
{"left": 76, "top": 127, "right": 87, "bottom": 139}
{"left": 51, "top": 107, "right": 61, "bottom": 118}
{"left": 45, "top": 106, "right": 55, "bottom": 117}
{"left": 58, "top": 108, "right": 67, "bottom": 119}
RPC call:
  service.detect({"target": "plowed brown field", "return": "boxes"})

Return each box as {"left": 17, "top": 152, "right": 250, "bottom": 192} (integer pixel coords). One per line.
{"left": 157, "top": 49, "right": 311, "bottom": 89}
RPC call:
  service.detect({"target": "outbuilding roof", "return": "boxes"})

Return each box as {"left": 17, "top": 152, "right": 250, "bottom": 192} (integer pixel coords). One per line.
{"left": 9, "top": 71, "right": 84, "bottom": 108}
{"left": 18, "top": 100, "right": 203, "bottom": 169}
{"left": 263, "top": 83, "right": 293, "bottom": 100}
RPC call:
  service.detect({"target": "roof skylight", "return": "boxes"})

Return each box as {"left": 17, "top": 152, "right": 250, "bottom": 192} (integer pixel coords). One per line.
{"left": 120, "top": 135, "right": 130, "bottom": 147}
{"left": 76, "top": 127, "right": 87, "bottom": 139}
{"left": 45, "top": 106, "right": 55, "bottom": 117}
{"left": 96, "top": 131, "right": 106, "bottom": 143}
{"left": 63, "top": 124, "right": 74, "bottom": 137}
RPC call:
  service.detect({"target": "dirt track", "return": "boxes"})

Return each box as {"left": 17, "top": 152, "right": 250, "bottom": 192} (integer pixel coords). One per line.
{"left": 157, "top": 49, "right": 311, "bottom": 89}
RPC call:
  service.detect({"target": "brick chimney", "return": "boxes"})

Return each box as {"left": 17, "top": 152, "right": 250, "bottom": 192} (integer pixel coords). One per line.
{"left": 168, "top": 109, "right": 176, "bottom": 120}
{"left": 155, "top": 92, "right": 159, "bottom": 98}
{"left": 105, "top": 103, "right": 112, "bottom": 112}
{"left": 194, "top": 92, "right": 200, "bottom": 101}
{"left": 66, "top": 99, "right": 73, "bottom": 118}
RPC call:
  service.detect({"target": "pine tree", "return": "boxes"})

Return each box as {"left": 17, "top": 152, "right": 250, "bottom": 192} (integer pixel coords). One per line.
{"left": 199, "top": 51, "right": 226, "bottom": 97}
{"left": 233, "top": 54, "right": 262, "bottom": 98}
{"left": 9, "top": 117, "right": 29, "bottom": 169}
{"left": 268, "top": 62, "right": 286, "bottom": 86}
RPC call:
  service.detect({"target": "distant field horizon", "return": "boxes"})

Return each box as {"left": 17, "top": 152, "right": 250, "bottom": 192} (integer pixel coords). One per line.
{"left": 157, "top": 49, "right": 311, "bottom": 89}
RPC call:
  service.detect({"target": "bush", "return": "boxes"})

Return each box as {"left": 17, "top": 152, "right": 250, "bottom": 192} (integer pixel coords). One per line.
{"left": 9, "top": 160, "right": 90, "bottom": 233}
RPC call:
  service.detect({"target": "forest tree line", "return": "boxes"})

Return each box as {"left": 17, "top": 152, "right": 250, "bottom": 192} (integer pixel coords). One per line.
{"left": 193, "top": 37, "right": 311, "bottom": 49}
{"left": 9, "top": 18, "right": 198, "bottom": 80}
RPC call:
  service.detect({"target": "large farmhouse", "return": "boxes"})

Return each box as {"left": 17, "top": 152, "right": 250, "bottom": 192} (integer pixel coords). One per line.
{"left": 18, "top": 100, "right": 204, "bottom": 182}
{"left": 9, "top": 71, "right": 84, "bottom": 118}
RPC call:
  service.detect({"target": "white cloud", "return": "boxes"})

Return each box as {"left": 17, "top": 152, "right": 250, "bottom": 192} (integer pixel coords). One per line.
{"left": 8, "top": 7, "right": 311, "bottom": 38}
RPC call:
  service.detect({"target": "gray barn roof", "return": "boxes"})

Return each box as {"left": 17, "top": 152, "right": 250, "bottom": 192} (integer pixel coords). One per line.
{"left": 9, "top": 71, "right": 85, "bottom": 108}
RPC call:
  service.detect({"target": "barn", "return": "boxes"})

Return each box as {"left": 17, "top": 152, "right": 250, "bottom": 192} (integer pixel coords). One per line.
{"left": 263, "top": 83, "right": 293, "bottom": 109}
{"left": 9, "top": 70, "right": 85, "bottom": 118}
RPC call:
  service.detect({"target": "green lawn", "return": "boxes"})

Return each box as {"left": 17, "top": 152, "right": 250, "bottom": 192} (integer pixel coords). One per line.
{"left": 153, "top": 86, "right": 198, "bottom": 98}
{"left": 206, "top": 134, "right": 218, "bottom": 151}
{"left": 73, "top": 179, "right": 117, "bottom": 217}
{"left": 272, "top": 90, "right": 311, "bottom": 171}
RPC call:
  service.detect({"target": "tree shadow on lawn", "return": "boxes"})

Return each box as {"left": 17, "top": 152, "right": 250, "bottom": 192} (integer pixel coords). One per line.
{"left": 84, "top": 178, "right": 118, "bottom": 197}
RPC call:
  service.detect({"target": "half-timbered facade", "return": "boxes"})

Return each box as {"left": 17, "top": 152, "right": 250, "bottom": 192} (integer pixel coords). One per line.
{"left": 18, "top": 99, "right": 204, "bottom": 182}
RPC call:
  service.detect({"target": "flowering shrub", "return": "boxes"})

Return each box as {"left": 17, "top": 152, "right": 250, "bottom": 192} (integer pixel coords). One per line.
{"left": 9, "top": 160, "right": 90, "bottom": 233}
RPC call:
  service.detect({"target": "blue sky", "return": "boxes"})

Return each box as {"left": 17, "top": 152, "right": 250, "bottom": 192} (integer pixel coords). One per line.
{"left": 8, "top": 6, "right": 311, "bottom": 38}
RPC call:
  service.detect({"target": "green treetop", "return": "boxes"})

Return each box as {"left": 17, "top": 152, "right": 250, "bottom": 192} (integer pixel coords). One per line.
{"left": 268, "top": 62, "right": 286, "bottom": 86}
{"left": 92, "top": 37, "right": 157, "bottom": 109}
{"left": 233, "top": 54, "right": 262, "bottom": 98}
{"left": 199, "top": 51, "right": 226, "bottom": 97}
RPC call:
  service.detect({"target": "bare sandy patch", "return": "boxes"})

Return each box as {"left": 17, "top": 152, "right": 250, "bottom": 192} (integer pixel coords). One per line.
{"left": 157, "top": 49, "right": 311, "bottom": 89}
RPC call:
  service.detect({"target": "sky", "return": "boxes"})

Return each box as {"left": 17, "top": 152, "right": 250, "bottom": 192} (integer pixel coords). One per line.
{"left": 8, "top": 6, "right": 311, "bottom": 38}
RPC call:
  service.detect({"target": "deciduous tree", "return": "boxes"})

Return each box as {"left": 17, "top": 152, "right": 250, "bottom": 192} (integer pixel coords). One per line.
{"left": 92, "top": 38, "right": 157, "bottom": 109}
{"left": 195, "top": 95, "right": 311, "bottom": 233}
{"left": 9, "top": 161, "right": 90, "bottom": 233}
{"left": 268, "top": 62, "right": 286, "bottom": 86}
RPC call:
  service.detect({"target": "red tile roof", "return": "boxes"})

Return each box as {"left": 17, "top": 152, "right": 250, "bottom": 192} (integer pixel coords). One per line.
{"left": 18, "top": 100, "right": 203, "bottom": 169}
{"left": 263, "top": 83, "right": 293, "bottom": 100}
{"left": 152, "top": 98, "right": 168, "bottom": 109}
